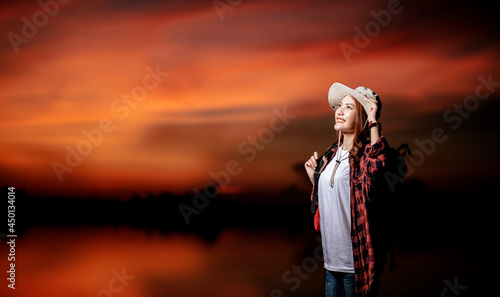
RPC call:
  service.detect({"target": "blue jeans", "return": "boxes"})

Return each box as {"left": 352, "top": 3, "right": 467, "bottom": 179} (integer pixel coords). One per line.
{"left": 325, "top": 270, "right": 355, "bottom": 297}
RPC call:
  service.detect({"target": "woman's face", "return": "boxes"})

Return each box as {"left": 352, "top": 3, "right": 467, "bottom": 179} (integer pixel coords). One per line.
{"left": 334, "top": 95, "right": 358, "bottom": 133}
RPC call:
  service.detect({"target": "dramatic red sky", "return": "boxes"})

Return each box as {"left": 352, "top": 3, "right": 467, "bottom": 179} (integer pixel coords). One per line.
{"left": 1, "top": 0, "right": 499, "bottom": 198}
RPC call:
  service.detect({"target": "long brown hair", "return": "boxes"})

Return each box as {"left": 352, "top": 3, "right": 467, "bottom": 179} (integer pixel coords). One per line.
{"left": 338, "top": 98, "right": 369, "bottom": 167}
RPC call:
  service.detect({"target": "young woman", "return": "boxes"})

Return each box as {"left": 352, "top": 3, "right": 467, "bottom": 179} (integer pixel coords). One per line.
{"left": 304, "top": 83, "right": 391, "bottom": 297}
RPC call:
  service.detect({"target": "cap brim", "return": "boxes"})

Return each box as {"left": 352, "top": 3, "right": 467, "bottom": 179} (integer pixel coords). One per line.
{"left": 328, "top": 82, "right": 370, "bottom": 114}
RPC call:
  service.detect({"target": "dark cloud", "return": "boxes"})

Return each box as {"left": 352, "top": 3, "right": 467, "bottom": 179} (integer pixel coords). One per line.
{"left": 361, "top": 0, "right": 500, "bottom": 58}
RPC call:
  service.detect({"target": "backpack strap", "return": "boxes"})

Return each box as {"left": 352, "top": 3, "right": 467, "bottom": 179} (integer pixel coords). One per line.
{"left": 310, "top": 142, "right": 337, "bottom": 214}
{"left": 396, "top": 143, "right": 413, "bottom": 157}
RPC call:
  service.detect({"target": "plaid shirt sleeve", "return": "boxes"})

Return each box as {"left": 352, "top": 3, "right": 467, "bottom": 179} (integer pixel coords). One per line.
{"left": 362, "top": 136, "right": 389, "bottom": 202}
{"left": 351, "top": 136, "right": 389, "bottom": 296}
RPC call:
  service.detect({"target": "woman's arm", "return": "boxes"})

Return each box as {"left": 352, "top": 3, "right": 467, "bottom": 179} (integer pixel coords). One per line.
{"left": 364, "top": 97, "right": 380, "bottom": 145}
{"left": 360, "top": 136, "right": 390, "bottom": 203}
{"left": 304, "top": 152, "right": 327, "bottom": 185}
{"left": 369, "top": 122, "right": 380, "bottom": 145}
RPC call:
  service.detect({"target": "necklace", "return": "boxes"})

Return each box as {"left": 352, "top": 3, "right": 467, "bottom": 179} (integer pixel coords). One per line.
{"left": 329, "top": 144, "right": 352, "bottom": 187}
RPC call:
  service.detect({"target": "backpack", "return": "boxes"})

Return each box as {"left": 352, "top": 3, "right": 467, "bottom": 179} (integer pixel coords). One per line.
{"left": 382, "top": 143, "right": 413, "bottom": 194}
{"left": 372, "top": 143, "right": 413, "bottom": 271}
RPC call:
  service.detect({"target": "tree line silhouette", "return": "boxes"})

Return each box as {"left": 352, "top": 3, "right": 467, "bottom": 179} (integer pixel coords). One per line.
{"left": 1, "top": 180, "right": 480, "bottom": 250}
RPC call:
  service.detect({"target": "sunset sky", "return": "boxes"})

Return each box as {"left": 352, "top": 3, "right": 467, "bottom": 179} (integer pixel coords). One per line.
{"left": 1, "top": 0, "right": 499, "bottom": 198}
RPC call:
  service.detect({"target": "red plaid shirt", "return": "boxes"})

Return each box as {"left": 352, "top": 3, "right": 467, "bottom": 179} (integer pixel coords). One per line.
{"left": 311, "top": 136, "right": 389, "bottom": 296}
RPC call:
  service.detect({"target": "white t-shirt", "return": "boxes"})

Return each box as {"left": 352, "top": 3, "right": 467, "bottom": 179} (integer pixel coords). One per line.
{"left": 318, "top": 147, "right": 355, "bottom": 273}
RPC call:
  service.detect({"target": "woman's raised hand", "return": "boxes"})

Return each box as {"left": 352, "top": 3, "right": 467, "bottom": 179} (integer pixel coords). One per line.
{"left": 304, "top": 152, "right": 327, "bottom": 185}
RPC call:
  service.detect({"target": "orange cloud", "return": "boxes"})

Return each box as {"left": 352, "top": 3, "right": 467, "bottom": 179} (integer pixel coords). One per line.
{"left": 0, "top": 0, "right": 498, "bottom": 197}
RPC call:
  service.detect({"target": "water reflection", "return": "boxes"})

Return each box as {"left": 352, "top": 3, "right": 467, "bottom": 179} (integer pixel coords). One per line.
{"left": 0, "top": 226, "right": 322, "bottom": 297}
{"left": 0, "top": 223, "right": 483, "bottom": 297}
